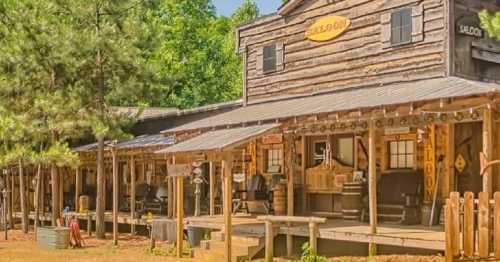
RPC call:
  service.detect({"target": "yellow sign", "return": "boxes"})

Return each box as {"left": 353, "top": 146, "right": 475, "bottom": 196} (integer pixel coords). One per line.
{"left": 305, "top": 15, "right": 351, "bottom": 42}
{"left": 455, "top": 154, "right": 466, "bottom": 173}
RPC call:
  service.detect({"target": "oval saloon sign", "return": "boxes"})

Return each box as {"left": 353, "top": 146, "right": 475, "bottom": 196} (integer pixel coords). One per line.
{"left": 305, "top": 16, "right": 351, "bottom": 42}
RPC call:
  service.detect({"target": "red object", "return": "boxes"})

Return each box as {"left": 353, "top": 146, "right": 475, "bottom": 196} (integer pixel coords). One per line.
{"left": 69, "top": 218, "right": 83, "bottom": 248}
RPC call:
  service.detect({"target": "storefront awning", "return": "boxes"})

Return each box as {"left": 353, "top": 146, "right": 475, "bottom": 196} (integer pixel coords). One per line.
{"left": 155, "top": 123, "right": 280, "bottom": 155}
{"left": 73, "top": 134, "right": 175, "bottom": 152}
{"left": 162, "top": 77, "right": 500, "bottom": 134}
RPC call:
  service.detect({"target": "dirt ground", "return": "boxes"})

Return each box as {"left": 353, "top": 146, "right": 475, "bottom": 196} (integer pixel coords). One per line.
{"left": 0, "top": 230, "right": 444, "bottom": 262}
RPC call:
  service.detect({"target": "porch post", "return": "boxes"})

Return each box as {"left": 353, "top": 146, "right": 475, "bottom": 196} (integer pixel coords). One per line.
{"left": 130, "top": 156, "right": 136, "bottom": 235}
{"left": 301, "top": 136, "right": 307, "bottom": 214}
{"left": 286, "top": 135, "right": 295, "bottom": 257}
{"left": 175, "top": 172, "right": 184, "bottom": 258}
{"left": 223, "top": 154, "right": 234, "bottom": 262}
{"left": 209, "top": 161, "right": 215, "bottom": 216}
{"left": 112, "top": 147, "right": 118, "bottom": 246}
{"left": 368, "top": 120, "right": 378, "bottom": 256}
{"left": 483, "top": 107, "right": 493, "bottom": 195}
{"left": 75, "top": 167, "right": 81, "bottom": 212}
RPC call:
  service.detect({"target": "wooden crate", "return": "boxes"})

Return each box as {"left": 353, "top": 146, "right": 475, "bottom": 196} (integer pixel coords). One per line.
{"left": 37, "top": 227, "right": 70, "bottom": 249}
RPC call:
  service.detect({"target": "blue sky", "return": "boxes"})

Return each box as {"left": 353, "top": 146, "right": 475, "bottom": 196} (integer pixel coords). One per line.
{"left": 213, "top": 0, "right": 282, "bottom": 16}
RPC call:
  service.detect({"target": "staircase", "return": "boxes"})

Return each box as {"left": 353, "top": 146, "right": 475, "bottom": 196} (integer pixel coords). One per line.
{"left": 199, "top": 230, "right": 266, "bottom": 262}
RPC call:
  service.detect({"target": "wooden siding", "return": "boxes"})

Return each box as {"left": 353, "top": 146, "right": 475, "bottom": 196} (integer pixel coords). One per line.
{"left": 239, "top": 0, "right": 447, "bottom": 102}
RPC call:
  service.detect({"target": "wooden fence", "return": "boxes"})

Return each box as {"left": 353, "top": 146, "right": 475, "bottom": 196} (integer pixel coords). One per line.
{"left": 445, "top": 191, "right": 500, "bottom": 261}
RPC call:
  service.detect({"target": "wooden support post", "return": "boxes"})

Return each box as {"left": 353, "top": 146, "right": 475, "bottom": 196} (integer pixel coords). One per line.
{"left": 34, "top": 164, "right": 42, "bottom": 237}
{"left": 18, "top": 159, "right": 28, "bottom": 233}
{"left": 494, "top": 192, "right": 500, "bottom": 259}
{"left": 51, "top": 165, "right": 59, "bottom": 226}
{"left": 483, "top": 108, "right": 493, "bottom": 195}
{"left": 444, "top": 199, "right": 453, "bottom": 262}
{"left": 368, "top": 121, "right": 377, "bottom": 256}
{"left": 130, "top": 156, "right": 136, "bottom": 235}
{"left": 301, "top": 136, "right": 307, "bottom": 214}
{"left": 209, "top": 161, "right": 215, "bottom": 216}
{"left": 265, "top": 221, "right": 274, "bottom": 262}
{"left": 112, "top": 148, "right": 118, "bottom": 246}
{"left": 167, "top": 176, "right": 173, "bottom": 218}
{"left": 59, "top": 168, "right": 63, "bottom": 216}
{"left": 87, "top": 213, "right": 92, "bottom": 236}
{"left": 7, "top": 170, "right": 13, "bottom": 230}
{"left": 176, "top": 175, "right": 184, "bottom": 258}
{"left": 75, "top": 167, "right": 81, "bottom": 213}
{"left": 450, "top": 192, "right": 460, "bottom": 257}
{"left": 223, "top": 155, "right": 233, "bottom": 262}
{"left": 286, "top": 135, "right": 295, "bottom": 257}
{"left": 309, "top": 222, "right": 318, "bottom": 254}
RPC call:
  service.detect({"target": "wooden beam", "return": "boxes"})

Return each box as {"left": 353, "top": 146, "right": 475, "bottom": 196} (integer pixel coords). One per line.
{"left": 265, "top": 221, "right": 274, "bottom": 262}
{"left": 176, "top": 174, "right": 184, "bottom": 258}
{"left": 51, "top": 165, "right": 59, "bottom": 226}
{"left": 209, "top": 161, "right": 215, "bottom": 216}
{"left": 301, "top": 136, "right": 307, "bottom": 214}
{"left": 112, "top": 148, "right": 118, "bottom": 246}
{"left": 483, "top": 108, "right": 493, "bottom": 195}
{"left": 223, "top": 154, "right": 234, "bottom": 262}
{"left": 309, "top": 222, "right": 318, "bottom": 254}
{"left": 18, "top": 160, "right": 28, "bottom": 233}
{"left": 75, "top": 167, "right": 81, "bottom": 213}
{"left": 130, "top": 156, "right": 136, "bottom": 235}
{"left": 368, "top": 121, "right": 378, "bottom": 256}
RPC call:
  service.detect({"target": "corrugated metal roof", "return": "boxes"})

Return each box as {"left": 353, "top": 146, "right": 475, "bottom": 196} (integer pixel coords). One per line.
{"left": 163, "top": 77, "right": 500, "bottom": 134}
{"left": 156, "top": 124, "right": 280, "bottom": 154}
{"left": 73, "top": 134, "right": 175, "bottom": 152}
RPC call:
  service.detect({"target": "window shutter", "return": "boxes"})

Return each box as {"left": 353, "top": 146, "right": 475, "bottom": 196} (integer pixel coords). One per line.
{"left": 276, "top": 42, "right": 284, "bottom": 71}
{"left": 412, "top": 5, "right": 424, "bottom": 43}
{"left": 256, "top": 46, "right": 264, "bottom": 75}
{"left": 380, "top": 12, "right": 392, "bottom": 49}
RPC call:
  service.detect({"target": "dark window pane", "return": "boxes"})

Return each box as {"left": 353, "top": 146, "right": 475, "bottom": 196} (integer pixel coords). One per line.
{"left": 390, "top": 8, "right": 412, "bottom": 45}
{"left": 263, "top": 44, "right": 277, "bottom": 73}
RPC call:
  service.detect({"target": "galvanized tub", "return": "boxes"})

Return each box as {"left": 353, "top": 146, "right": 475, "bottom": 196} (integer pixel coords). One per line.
{"left": 37, "top": 227, "right": 70, "bottom": 249}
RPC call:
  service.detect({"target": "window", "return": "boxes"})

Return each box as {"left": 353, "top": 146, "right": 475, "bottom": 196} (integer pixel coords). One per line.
{"left": 263, "top": 43, "right": 277, "bottom": 73}
{"left": 389, "top": 140, "right": 414, "bottom": 169}
{"left": 334, "top": 137, "right": 354, "bottom": 166}
{"left": 266, "top": 148, "right": 282, "bottom": 173}
{"left": 313, "top": 141, "right": 327, "bottom": 166}
{"left": 391, "top": 8, "right": 412, "bottom": 45}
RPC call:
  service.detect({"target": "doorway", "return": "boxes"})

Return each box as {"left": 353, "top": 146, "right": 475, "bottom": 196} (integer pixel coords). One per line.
{"left": 454, "top": 122, "right": 483, "bottom": 194}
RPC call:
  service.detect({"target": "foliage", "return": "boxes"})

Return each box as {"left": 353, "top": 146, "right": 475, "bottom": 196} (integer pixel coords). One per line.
{"left": 301, "top": 242, "right": 327, "bottom": 262}
{"left": 479, "top": 10, "right": 500, "bottom": 40}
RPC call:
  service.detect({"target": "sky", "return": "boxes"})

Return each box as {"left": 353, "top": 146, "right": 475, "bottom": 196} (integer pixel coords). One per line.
{"left": 213, "top": 0, "right": 282, "bottom": 17}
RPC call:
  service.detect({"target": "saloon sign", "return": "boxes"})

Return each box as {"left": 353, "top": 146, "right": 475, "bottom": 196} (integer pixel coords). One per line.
{"left": 306, "top": 15, "right": 351, "bottom": 42}
{"left": 456, "top": 15, "right": 484, "bottom": 38}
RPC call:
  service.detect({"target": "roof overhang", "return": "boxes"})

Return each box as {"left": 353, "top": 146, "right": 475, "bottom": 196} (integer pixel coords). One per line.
{"left": 278, "top": 0, "right": 305, "bottom": 16}
{"left": 155, "top": 124, "right": 280, "bottom": 155}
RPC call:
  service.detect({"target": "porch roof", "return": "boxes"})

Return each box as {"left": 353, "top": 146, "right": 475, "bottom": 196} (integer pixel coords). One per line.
{"left": 73, "top": 134, "right": 175, "bottom": 152}
{"left": 162, "top": 77, "right": 500, "bottom": 134}
{"left": 155, "top": 124, "right": 280, "bottom": 155}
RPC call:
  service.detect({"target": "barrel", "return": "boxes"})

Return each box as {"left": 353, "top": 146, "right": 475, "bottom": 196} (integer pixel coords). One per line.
{"left": 341, "top": 182, "right": 363, "bottom": 220}
{"left": 37, "top": 227, "right": 70, "bottom": 249}
{"left": 273, "top": 183, "right": 287, "bottom": 216}
{"left": 79, "top": 195, "right": 89, "bottom": 213}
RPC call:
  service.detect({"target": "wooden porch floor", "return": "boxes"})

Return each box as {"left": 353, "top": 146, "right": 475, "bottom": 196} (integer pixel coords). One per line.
{"left": 14, "top": 212, "right": 444, "bottom": 251}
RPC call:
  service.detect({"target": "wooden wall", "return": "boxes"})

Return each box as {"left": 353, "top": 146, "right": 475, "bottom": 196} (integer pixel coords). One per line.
{"left": 238, "top": 0, "right": 447, "bottom": 102}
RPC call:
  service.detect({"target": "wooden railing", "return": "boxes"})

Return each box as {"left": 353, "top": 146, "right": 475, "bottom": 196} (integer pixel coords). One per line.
{"left": 445, "top": 191, "right": 500, "bottom": 262}
{"left": 257, "top": 215, "right": 326, "bottom": 262}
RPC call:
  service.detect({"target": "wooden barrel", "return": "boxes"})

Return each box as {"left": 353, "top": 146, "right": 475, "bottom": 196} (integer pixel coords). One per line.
{"left": 37, "top": 227, "right": 70, "bottom": 249}
{"left": 79, "top": 195, "right": 89, "bottom": 212}
{"left": 273, "top": 183, "right": 287, "bottom": 216}
{"left": 341, "top": 182, "right": 363, "bottom": 220}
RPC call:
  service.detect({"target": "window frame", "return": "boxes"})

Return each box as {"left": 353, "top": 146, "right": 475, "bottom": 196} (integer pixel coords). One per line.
{"left": 388, "top": 139, "right": 415, "bottom": 170}
{"left": 263, "top": 43, "right": 277, "bottom": 73}
{"left": 332, "top": 134, "right": 355, "bottom": 167}
{"left": 262, "top": 144, "right": 283, "bottom": 174}
{"left": 390, "top": 8, "right": 413, "bottom": 46}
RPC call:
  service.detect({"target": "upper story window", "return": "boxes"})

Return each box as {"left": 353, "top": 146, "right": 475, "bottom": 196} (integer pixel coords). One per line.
{"left": 263, "top": 43, "right": 277, "bottom": 73}
{"left": 391, "top": 8, "right": 412, "bottom": 45}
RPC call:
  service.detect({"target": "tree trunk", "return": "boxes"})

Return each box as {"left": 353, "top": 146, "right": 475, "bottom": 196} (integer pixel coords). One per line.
{"left": 95, "top": 136, "right": 106, "bottom": 239}
{"left": 51, "top": 165, "right": 59, "bottom": 226}
{"left": 34, "top": 164, "right": 42, "bottom": 237}
{"left": 7, "top": 170, "right": 13, "bottom": 230}
{"left": 18, "top": 159, "right": 28, "bottom": 233}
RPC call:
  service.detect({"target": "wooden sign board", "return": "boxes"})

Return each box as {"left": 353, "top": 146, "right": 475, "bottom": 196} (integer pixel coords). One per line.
{"left": 262, "top": 134, "right": 283, "bottom": 145}
{"left": 456, "top": 15, "right": 483, "bottom": 38}
{"left": 167, "top": 164, "right": 191, "bottom": 177}
{"left": 385, "top": 127, "right": 410, "bottom": 135}
{"left": 423, "top": 125, "right": 436, "bottom": 202}
{"left": 306, "top": 15, "right": 351, "bottom": 42}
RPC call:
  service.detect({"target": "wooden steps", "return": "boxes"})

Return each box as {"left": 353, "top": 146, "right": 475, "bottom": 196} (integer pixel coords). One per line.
{"left": 197, "top": 230, "right": 265, "bottom": 262}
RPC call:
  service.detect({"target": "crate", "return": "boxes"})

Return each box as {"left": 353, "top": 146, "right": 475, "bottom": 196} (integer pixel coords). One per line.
{"left": 37, "top": 227, "right": 70, "bottom": 249}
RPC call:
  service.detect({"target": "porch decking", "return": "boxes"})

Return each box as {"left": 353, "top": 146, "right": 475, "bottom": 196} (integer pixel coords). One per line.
{"left": 14, "top": 212, "right": 444, "bottom": 251}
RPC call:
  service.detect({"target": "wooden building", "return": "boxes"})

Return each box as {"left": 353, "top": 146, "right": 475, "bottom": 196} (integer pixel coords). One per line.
{"left": 155, "top": 0, "right": 500, "bottom": 260}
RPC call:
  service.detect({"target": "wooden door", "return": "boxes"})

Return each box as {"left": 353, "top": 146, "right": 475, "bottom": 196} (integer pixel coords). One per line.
{"left": 454, "top": 122, "right": 483, "bottom": 194}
